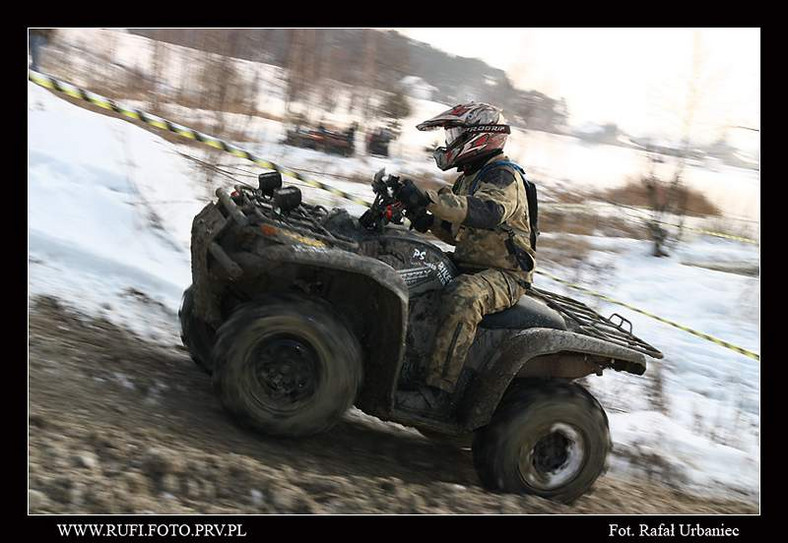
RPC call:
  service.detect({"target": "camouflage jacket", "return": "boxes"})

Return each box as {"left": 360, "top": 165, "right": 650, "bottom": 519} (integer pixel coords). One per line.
{"left": 424, "top": 153, "right": 535, "bottom": 284}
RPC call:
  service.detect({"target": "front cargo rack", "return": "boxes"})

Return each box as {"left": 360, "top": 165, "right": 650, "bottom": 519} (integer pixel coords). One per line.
{"left": 218, "top": 184, "right": 359, "bottom": 251}
{"left": 529, "top": 286, "right": 664, "bottom": 359}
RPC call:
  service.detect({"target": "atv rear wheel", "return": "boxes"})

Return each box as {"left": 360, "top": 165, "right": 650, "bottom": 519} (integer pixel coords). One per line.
{"left": 179, "top": 285, "right": 217, "bottom": 375}
{"left": 212, "top": 295, "right": 363, "bottom": 437}
{"left": 472, "top": 379, "right": 610, "bottom": 503}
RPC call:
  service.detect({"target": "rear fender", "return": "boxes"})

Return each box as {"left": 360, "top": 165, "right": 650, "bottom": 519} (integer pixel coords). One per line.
{"left": 459, "top": 328, "right": 647, "bottom": 430}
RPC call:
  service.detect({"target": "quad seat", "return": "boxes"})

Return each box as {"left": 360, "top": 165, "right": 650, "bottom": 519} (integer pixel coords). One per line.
{"left": 480, "top": 294, "right": 567, "bottom": 330}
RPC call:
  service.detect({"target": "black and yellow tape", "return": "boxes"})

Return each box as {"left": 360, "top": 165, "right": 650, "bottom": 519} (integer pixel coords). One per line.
{"left": 29, "top": 70, "right": 760, "bottom": 361}
{"left": 536, "top": 270, "right": 760, "bottom": 361}
{"left": 31, "top": 70, "right": 757, "bottom": 244}
{"left": 28, "top": 70, "right": 373, "bottom": 208}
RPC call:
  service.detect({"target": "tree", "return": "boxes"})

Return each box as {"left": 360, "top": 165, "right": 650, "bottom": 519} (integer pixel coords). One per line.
{"left": 643, "top": 31, "right": 704, "bottom": 258}
{"left": 381, "top": 89, "right": 411, "bottom": 121}
{"left": 284, "top": 29, "right": 307, "bottom": 112}
{"left": 515, "top": 91, "right": 567, "bottom": 133}
{"left": 362, "top": 30, "right": 378, "bottom": 119}
{"left": 151, "top": 38, "right": 169, "bottom": 114}
{"left": 642, "top": 151, "right": 685, "bottom": 257}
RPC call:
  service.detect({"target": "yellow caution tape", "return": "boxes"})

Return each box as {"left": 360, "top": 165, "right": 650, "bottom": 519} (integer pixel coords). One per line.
{"left": 32, "top": 69, "right": 757, "bottom": 245}
{"left": 599, "top": 200, "right": 759, "bottom": 245}
{"left": 29, "top": 70, "right": 373, "bottom": 208}
{"left": 665, "top": 223, "right": 758, "bottom": 245}
{"left": 536, "top": 270, "right": 760, "bottom": 362}
{"left": 30, "top": 70, "right": 760, "bottom": 361}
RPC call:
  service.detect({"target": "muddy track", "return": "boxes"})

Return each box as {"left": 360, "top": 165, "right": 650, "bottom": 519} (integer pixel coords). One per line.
{"left": 28, "top": 296, "right": 757, "bottom": 515}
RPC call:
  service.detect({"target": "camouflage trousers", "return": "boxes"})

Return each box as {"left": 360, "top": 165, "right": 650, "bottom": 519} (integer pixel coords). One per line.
{"left": 426, "top": 268, "right": 528, "bottom": 392}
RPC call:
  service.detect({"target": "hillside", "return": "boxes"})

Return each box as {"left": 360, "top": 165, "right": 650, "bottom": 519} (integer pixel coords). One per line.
{"left": 126, "top": 28, "right": 566, "bottom": 131}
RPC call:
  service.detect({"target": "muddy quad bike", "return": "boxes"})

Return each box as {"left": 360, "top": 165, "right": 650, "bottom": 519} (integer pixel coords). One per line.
{"left": 180, "top": 169, "right": 663, "bottom": 503}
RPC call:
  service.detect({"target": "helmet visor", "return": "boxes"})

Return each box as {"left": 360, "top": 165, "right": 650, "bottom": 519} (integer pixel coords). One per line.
{"left": 445, "top": 127, "right": 464, "bottom": 146}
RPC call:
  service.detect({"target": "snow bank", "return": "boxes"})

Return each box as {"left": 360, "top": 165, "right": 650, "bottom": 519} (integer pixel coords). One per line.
{"left": 28, "top": 81, "right": 201, "bottom": 342}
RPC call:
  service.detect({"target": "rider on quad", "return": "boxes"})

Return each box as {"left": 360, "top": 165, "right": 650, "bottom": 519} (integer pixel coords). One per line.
{"left": 395, "top": 102, "right": 538, "bottom": 414}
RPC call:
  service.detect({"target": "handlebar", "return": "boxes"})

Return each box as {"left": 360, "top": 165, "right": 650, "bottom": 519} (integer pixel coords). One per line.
{"left": 359, "top": 168, "right": 406, "bottom": 230}
{"left": 359, "top": 169, "right": 434, "bottom": 233}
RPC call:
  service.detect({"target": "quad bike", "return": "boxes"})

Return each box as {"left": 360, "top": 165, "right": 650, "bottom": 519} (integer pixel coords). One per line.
{"left": 283, "top": 127, "right": 355, "bottom": 157}
{"left": 366, "top": 130, "right": 393, "bottom": 157}
{"left": 180, "top": 169, "right": 663, "bottom": 503}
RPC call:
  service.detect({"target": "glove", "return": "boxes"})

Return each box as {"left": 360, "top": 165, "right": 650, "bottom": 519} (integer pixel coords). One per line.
{"left": 395, "top": 179, "right": 431, "bottom": 211}
{"left": 407, "top": 208, "right": 434, "bottom": 233}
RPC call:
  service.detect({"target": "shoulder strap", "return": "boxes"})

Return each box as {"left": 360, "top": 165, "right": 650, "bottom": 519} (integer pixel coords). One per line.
{"left": 470, "top": 160, "right": 540, "bottom": 250}
{"left": 468, "top": 160, "right": 503, "bottom": 195}
{"left": 451, "top": 174, "right": 465, "bottom": 195}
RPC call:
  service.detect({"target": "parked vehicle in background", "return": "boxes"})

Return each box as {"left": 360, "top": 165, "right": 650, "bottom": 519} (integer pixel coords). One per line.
{"left": 283, "top": 123, "right": 356, "bottom": 157}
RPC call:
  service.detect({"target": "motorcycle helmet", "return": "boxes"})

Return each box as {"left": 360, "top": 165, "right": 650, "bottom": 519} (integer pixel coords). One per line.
{"left": 416, "top": 102, "right": 510, "bottom": 171}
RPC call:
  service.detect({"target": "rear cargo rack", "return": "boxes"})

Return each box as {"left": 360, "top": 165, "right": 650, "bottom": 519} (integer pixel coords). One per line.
{"left": 529, "top": 286, "right": 664, "bottom": 359}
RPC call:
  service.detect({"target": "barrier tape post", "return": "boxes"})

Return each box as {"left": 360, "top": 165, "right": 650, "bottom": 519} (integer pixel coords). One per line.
{"left": 536, "top": 270, "right": 760, "bottom": 362}
{"left": 28, "top": 70, "right": 373, "bottom": 208}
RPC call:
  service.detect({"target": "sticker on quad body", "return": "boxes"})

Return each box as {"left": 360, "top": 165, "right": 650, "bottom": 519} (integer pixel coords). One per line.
{"left": 374, "top": 235, "right": 459, "bottom": 296}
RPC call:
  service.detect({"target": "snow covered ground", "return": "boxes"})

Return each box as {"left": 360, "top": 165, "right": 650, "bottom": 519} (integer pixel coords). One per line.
{"left": 537, "top": 233, "right": 759, "bottom": 500}
{"left": 28, "top": 77, "right": 760, "bottom": 504}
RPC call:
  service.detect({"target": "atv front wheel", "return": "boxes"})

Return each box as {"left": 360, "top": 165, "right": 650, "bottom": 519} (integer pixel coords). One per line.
{"left": 212, "top": 296, "right": 363, "bottom": 437}
{"left": 472, "top": 379, "right": 611, "bottom": 503}
{"left": 179, "top": 285, "right": 217, "bottom": 375}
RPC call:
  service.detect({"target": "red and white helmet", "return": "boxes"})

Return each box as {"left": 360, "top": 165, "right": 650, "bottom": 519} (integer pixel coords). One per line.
{"left": 417, "top": 102, "right": 510, "bottom": 171}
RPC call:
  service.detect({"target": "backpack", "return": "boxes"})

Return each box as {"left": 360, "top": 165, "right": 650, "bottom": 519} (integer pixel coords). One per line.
{"left": 470, "top": 160, "right": 540, "bottom": 250}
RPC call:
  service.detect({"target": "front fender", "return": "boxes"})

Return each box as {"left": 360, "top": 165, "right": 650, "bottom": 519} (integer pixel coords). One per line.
{"left": 231, "top": 244, "right": 410, "bottom": 415}
{"left": 459, "top": 328, "right": 647, "bottom": 430}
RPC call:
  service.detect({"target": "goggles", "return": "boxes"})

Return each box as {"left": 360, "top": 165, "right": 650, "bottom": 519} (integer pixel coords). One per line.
{"left": 445, "top": 127, "right": 465, "bottom": 146}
